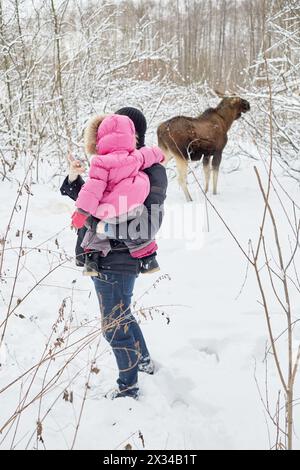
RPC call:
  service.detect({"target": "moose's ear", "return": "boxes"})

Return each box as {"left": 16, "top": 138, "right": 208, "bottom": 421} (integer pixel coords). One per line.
{"left": 214, "top": 89, "right": 225, "bottom": 98}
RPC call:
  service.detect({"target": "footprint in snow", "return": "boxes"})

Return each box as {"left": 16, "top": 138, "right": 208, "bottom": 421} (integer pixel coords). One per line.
{"left": 189, "top": 337, "right": 232, "bottom": 363}
{"left": 154, "top": 369, "right": 196, "bottom": 405}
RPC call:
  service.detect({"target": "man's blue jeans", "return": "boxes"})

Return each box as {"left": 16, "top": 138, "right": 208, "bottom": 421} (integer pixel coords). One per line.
{"left": 92, "top": 272, "right": 150, "bottom": 394}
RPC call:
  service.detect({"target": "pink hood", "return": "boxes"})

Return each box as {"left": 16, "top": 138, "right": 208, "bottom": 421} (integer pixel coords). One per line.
{"left": 96, "top": 114, "right": 136, "bottom": 155}
{"left": 76, "top": 114, "right": 164, "bottom": 220}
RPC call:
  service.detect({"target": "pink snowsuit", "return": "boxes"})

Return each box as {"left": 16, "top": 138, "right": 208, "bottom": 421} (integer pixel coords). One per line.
{"left": 75, "top": 114, "right": 164, "bottom": 258}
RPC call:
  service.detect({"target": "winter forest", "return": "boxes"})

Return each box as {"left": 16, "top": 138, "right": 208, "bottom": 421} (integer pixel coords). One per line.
{"left": 0, "top": 0, "right": 300, "bottom": 451}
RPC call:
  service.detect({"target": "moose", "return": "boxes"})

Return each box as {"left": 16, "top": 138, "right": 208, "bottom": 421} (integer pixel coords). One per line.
{"left": 157, "top": 95, "right": 250, "bottom": 201}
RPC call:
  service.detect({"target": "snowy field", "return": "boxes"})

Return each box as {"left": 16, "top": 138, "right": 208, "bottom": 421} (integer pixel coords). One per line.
{"left": 0, "top": 153, "right": 299, "bottom": 450}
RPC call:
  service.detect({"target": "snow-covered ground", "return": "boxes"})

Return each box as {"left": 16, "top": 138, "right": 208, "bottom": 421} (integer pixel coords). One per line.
{"left": 0, "top": 155, "right": 299, "bottom": 450}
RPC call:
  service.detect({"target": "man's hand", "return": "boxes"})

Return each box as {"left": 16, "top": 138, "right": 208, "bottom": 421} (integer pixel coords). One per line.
{"left": 68, "top": 154, "right": 86, "bottom": 182}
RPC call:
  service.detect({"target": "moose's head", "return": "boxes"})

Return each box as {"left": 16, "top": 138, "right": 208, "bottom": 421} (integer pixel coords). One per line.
{"left": 226, "top": 96, "right": 250, "bottom": 118}
{"left": 215, "top": 91, "right": 250, "bottom": 119}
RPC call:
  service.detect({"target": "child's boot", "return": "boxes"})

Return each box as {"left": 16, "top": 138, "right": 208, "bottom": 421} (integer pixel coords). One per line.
{"left": 140, "top": 255, "right": 160, "bottom": 274}
{"left": 83, "top": 252, "right": 99, "bottom": 277}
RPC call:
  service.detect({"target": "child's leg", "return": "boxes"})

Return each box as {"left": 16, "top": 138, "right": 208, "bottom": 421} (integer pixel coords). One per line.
{"left": 81, "top": 229, "right": 112, "bottom": 277}
{"left": 127, "top": 240, "right": 158, "bottom": 259}
{"left": 81, "top": 229, "right": 111, "bottom": 256}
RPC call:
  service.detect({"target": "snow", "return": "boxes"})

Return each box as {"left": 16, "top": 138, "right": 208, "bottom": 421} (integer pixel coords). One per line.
{"left": 0, "top": 154, "right": 299, "bottom": 450}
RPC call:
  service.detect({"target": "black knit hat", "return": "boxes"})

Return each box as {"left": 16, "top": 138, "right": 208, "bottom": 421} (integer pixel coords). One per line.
{"left": 116, "top": 107, "right": 147, "bottom": 149}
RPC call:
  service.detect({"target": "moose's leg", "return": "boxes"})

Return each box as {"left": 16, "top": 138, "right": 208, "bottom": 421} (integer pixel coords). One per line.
{"left": 203, "top": 156, "right": 211, "bottom": 193}
{"left": 212, "top": 152, "right": 222, "bottom": 195}
{"left": 175, "top": 156, "right": 192, "bottom": 202}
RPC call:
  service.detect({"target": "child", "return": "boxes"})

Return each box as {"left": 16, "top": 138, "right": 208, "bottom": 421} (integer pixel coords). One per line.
{"left": 71, "top": 114, "right": 164, "bottom": 275}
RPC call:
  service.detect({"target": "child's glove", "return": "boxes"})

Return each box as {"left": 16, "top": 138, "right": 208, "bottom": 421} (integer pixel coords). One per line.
{"left": 71, "top": 210, "right": 88, "bottom": 229}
